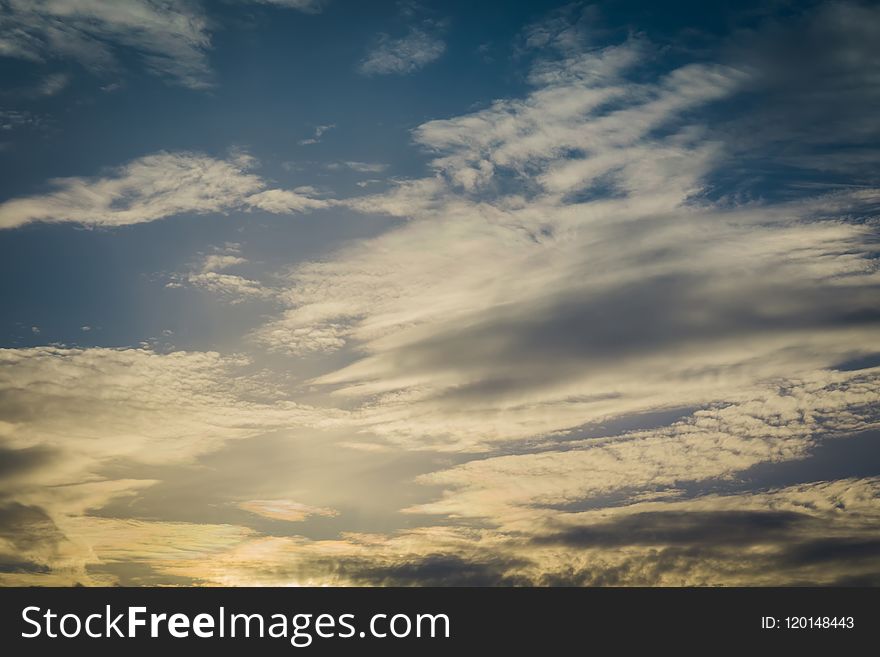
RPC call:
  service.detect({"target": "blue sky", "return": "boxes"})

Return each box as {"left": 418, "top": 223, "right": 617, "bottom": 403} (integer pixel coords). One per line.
{"left": 1, "top": 0, "right": 879, "bottom": 586}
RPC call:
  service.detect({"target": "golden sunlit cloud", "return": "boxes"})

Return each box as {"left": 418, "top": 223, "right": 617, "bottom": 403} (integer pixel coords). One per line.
{"left": 238, "top": 500, "right": 339, "bottom": 522}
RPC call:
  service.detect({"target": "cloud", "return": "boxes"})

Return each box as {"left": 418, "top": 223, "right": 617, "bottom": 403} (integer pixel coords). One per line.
{"left": 0, "top": 0, "right": 214, "bottom": 88}
{"left": 0, "top": 151, "right": 330, "bottom": 229}
{"left": 7, "top": 72, "right": 71, "bottom": 99}
{"left": 359, "top": 28, "right": 445, "bottom": 75}
{"left": 326, "top": 161, "right": 388, "bottom": 173}
{"left": 238, "top": 500, "right": 338, "bottom": 522}
{"left": 413, "top": 41, "right": 741, "bottom": 194}
{"left": 230, "top": 9, "right": 880, "bottom": 588}
{"left": 0, "top": 109, "right": 46, "bottom": 132}
{"left": 406, "top": 368, "right": 880, "bottom": 520}
{"left": 0, "top": 347, "right": 332, "bottom": 477}
{"left": 323, "top": 553, "right": 532, "bottom": 586}
{"left": 200, "top": 246, "right": 248, "bottom": 273}
{"left": 0, "top": 503, "right": 67, "bottom": 582}
{"left": 55, "top": 516, "right": 255, "bottom": 586}
{"left": 247, "top": 188, "right": 331, "bottom": 213}
{"left": 36, "top": 72, "right": 69, "bottom": 96}
{"left": 125, "top": 478, "right": 880, "bottom": 586}
{"left": 0, "top": 151, "right": 262, "bottom": 228}
{"left": 3, "top": 2, "right": 880, "bottom": 587}
{"left": 244, "top": 0, "right": 327, "bottom": 12}
{"left": 149, "top": 526, "right": 513, "bottom": 586}
{"left": 175, "top": 270, "right": 275, "bottom": 302}
{"left": 298, "top": 124, "right": 335, "bottom": 145}
{"left": 0, "top": 1, "right": 327, "bottom": 89}
{"left": 168, "top": 243, "right": 277, "bottom": 303}
{"left": 525, "top": 477, "right": 880, "bottom": 585}
{"left": 255, "top": 32, "right": 879, "bottom": 451}
{"left": 0, "top": 345, "right": 349, "bottom": 583}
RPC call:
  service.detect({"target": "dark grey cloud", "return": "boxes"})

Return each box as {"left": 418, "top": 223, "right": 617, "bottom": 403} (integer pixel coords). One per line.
{"left": 0, "top": 444, "right": 55, "bottom": 481}
{"left": 786, "top": 538, "right": 880, "bottom": 567}
{"left": 297, "top": 514, "right": 880, "bottom": 586}
{"left": 534, "top": 510, "right": 811, "bottom": 548}
{"left": 0, "top": 502, "right": 67, "bottom": 575}
{"left": 334, "top": 554, "right": 533, "bottom": 587}
{"left": 531, "top": 506, "right": 880, "bottom": 585}
{"left": 826, "top": 572, "right": 880, "bottom": 586}
{"left": 0, "top": 558, "right": 50, "bottom": 574}
{"left": 369, "top": 269, "right": 880, "bottom": 406}
{"left": 0, "top": 502, "right": 64, "bottom": 557}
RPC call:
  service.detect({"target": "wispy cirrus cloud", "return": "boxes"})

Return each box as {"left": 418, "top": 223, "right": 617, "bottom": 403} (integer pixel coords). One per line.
{"left": 0, "top": 109, "right": 46, "bottom": 132}
{"left": 245, "top": 0, "right": 327, "bottom": 13}
{"left": 0, "top": 0, "right": 326, "bottom": 89}
{"left": 298, "top": 123, "right": 335, "bottom": 145}
{"left": 326, "top": 161, "right": 388, "bottom": 173}
{"left": 359, "top": 28, "right": 445, "bottom": 76}
{"left": 0, "top": 0, "right": 215, "bottom": 88}
{"left": 9, "top": 72, "right": 71, "bottom": 99}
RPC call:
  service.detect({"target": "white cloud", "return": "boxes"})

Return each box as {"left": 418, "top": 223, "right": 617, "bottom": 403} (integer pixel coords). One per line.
{"left": 253, "top": 35, "right": 880, "bottom": 455}
{"left": 247, "top": 188, "right": 331, "bottom": 213}
{"left": 200, "top": 247, "right": 248, "bottom": 274}
{"left": 169, "top": 245, "right": 277, "bottom": 303}
{"left": 359, "top": 28, "right": 445, "bottom": 75}
{"left": 407, "top": 368, "right": 880, "bottom": 521}
{"left": 327, "top": 161, "right": 388, "bottom": 173}
{"left": 179, "top": 271, "right": 276, "bottom": 303}
{"left": 0, "top": 152, "right": 261, "bottom": 228}
{"left": 0, "top": 151, "right": 330, "bottom": 229}
{"left": 413, "top": 42, "right": 742, "bottom": 195}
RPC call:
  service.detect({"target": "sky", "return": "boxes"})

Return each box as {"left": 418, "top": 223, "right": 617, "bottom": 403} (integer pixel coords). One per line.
{"left": 0, "top": 0, "right": 879, "bottom": 586}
